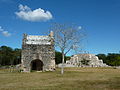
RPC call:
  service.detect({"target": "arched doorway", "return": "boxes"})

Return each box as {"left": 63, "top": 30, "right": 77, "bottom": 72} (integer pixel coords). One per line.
{"left": 31, "top": 59, "right": 43, "bottom": 71}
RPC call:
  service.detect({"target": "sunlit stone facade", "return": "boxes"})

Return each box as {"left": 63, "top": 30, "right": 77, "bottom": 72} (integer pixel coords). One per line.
{"left": 66, "top": 54, "right": 108, "bottom": 67}
{"left": 21, "top": 31, "right": 55, "bottom": 72}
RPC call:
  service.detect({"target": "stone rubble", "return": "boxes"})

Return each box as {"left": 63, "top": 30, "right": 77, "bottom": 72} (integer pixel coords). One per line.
{"left": 65, "top": 54, "right": 109, "bottom": 67}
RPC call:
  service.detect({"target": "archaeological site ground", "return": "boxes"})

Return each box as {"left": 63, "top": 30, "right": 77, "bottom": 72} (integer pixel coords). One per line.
{"left": 0, "top": 67, "right": 120, "bottom": 90}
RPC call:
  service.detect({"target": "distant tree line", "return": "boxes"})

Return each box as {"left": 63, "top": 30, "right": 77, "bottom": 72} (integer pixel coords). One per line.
{"left": 0, "top": 46, "right": 70, "bottom": 66}
{"left": 97, "top": 53, "right": 120, "bottom": 66}
{"left": 0, "top": 46, "right": 21, "bottom": 66}
{"left": 1, "top": 45, "right": 120, "bottom": 66}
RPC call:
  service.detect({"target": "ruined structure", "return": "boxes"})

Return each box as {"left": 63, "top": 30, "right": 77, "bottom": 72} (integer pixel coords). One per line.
{"left": 65, "top": 54, "right": 108, "bottom": 67}
{"left": 21, "top": 31, "right": 55, "bottom": 72}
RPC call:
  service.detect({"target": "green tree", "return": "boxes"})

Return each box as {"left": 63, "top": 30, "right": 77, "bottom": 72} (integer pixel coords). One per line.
{"left": 0, "top": 46, "right": 13, "bottom": 65}
{"left": 13, "top": 48, "right": 21, "bottom": 65}
{"left": 55, "top": 51, "right": 62, "bottom": 64}
{"left": 106, "top": 53, "right": 120, "bottom": 66}
{"left": 55, "top": 51, "right": 70, "bottom": 64}
{"left": 0, "top": 46, "right": 21, "bottom": 66}
{"left": 97, "top": 53, "right": 120, "bottom": 66}
{"left": 97, "top": 54, "right": 107, "bottom": 63}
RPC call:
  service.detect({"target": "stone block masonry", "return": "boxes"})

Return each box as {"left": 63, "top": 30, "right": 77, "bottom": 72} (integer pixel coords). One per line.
{"left": 21, "top": 31, "right": 55, "bottom": 72}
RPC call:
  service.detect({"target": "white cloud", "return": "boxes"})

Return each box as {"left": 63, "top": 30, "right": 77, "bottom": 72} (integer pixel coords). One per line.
{"left": 2, "top": 31, "right": 11, "bottom": 37}
{"left": 0, "top": 26, "right": 4, "bottom": 31}
{"left": 15, "top": 4, "right": 53, "bottom": 22}
{"left": 0, "top": 26, "right": 11, "bottom": 37}
{"left": 78, "top": 26, "right": 82, "bottom": 30}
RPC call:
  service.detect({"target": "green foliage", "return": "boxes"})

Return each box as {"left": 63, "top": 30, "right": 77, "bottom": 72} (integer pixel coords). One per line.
{"left": 97, "top": 53, "right": 120, "bottom": 66}
{"left": 55, "top": 51, "right": 70, "bottom": 64}
{"left": 0, "top": 46, "right": 21, "bottom": 66}
{"left": 96, "top": 54, "right": 106, "bottom": 61}
{"left": 2, "top": 45, "right": 120, "bottom": 66}
{"left": 55, "top": 51, "right": 62, "bottom": 64}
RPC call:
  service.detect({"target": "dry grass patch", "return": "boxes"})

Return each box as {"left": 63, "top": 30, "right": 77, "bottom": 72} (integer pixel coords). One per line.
{"left": 0, "top": 67, "right": 120, "bottom": 90}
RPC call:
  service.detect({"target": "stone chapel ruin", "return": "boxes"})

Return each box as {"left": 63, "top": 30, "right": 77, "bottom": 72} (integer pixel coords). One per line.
{"left": 21, "top": 31, "right": 55, "bottom": 72}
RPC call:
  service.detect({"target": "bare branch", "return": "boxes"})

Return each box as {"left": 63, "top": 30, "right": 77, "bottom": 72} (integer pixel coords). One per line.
{"left": 50, "top": 23, "right": 85, "bottom": 74}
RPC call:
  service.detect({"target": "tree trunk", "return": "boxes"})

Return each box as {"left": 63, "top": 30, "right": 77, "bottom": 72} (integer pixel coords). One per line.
{"left": 61, "top": 52, "right": 64, "bottom": 74}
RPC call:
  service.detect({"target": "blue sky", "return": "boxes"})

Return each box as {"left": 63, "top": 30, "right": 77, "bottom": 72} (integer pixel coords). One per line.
{"left": 0, "top": 0, "right": 120, "bottom": 55}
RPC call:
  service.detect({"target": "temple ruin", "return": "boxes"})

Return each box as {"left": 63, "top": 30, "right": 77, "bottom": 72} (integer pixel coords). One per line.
{"left": 65, "top": 54, "right": 108, "bottom": 67}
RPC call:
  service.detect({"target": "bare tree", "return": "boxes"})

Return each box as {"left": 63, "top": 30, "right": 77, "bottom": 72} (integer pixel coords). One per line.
{"left": 51, "top": 23, "right": 84, "bottom": 74}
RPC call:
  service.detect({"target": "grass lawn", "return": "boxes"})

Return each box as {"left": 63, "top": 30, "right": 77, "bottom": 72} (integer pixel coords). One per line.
{"left": 0, "top": 67, "right": 120, "bottom": 90}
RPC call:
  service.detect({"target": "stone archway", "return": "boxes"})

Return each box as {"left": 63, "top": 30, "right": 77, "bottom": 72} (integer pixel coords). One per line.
{"left": 31, "top": 59, "right": 43, "bottom": 71}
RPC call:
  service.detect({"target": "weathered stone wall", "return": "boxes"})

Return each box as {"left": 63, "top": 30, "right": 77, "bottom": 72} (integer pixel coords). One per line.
{"left": 66, "top": 54, "right": 108, "bottom": 67}
{"left": 21, "top": 32, "right": 55, "bottom": 72}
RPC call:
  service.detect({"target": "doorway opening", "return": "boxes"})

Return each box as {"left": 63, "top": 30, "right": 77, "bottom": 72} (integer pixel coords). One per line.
{"left": 31, "top": 59, "right": 43, "bottom": 71}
